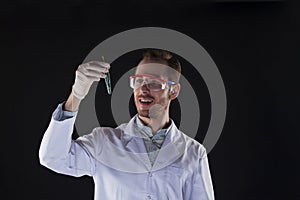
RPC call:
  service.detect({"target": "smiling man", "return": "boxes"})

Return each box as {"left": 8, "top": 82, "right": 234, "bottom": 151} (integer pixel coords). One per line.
{"left": 39, "top": 49, "right": 215, "bottom": 200}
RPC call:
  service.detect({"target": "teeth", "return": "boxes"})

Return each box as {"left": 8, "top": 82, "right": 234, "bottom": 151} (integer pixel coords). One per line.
{"left": 140, "top": 99, "right": 153, "bottom": 103}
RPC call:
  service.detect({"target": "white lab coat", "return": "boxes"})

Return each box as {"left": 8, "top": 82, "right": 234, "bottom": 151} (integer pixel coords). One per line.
{"left": 39, "top": 107, "right": 215, "bottom": 200}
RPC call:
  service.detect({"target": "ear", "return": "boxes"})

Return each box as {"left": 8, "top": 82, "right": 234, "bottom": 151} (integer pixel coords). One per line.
{"left": 169, "top": 83, "right": 180, "bottom": 100}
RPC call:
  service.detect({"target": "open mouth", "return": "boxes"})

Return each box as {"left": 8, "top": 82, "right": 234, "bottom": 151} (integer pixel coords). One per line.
{"left": 138, "top": 98, "right": 154, "bottom": 107}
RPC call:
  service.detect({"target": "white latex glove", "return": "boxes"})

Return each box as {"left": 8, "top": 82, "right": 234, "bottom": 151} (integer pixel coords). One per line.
{"left": 72, "top": 61, "right": 110, "bottom": 100}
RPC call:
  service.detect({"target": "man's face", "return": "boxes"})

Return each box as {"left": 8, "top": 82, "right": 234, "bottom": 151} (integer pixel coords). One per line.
{"left": 133, "top": 60, "right": 173, "bottom": 118}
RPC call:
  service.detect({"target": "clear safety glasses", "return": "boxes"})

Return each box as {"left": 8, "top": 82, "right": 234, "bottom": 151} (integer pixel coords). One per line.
{"left": 129, "top": 74, "right": 176, "bottom": 91}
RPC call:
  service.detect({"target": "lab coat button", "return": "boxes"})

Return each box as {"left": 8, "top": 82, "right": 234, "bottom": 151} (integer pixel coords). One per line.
{"left": 146, "top": 195, "right": 152, "bottom": 199}
{"left": 148, "top": 172, "right": 152, "bottom": 177}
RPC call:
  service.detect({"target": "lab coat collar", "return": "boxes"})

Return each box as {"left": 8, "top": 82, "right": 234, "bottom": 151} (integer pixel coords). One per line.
{"left": 123, "top": 115, "right": 186, "bottom": 172}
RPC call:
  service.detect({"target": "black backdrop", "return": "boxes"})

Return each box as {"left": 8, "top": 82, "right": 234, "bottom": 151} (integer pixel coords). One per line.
{"left": 6, "top": 0, "right": 300, "bottom": 199}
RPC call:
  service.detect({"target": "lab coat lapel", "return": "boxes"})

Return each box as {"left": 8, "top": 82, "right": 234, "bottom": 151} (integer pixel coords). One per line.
{"left": 152, "top": 121, "right": 186, "bottom": 171}
{"left": 123, "top": 117, "right": 152, "bottom": 171}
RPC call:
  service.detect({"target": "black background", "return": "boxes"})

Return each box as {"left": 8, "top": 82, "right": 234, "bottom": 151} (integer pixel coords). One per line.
{"left": 6, "top": 0, "right": 300, "bottom": 199}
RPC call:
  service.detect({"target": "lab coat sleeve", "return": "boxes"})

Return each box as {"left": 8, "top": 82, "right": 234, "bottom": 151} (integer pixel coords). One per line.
{"left": 186, "top": 147, "right": 215, "bottom": 200}
{"left": 39, "top": 105, "right": 101, "bottom": 177}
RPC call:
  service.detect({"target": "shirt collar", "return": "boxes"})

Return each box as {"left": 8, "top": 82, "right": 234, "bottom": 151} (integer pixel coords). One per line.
{"left": 135, "top": 115, "right": 172, "bottom": 138}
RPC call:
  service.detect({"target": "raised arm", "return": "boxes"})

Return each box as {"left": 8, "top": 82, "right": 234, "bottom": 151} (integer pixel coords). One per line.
{"left": 39, "top": 61, "right": 110, "bottom": 177}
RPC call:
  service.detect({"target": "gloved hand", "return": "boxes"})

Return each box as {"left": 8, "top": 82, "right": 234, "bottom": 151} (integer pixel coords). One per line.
{"left": 72, "top": 61, "right": 110, "bottom": 100}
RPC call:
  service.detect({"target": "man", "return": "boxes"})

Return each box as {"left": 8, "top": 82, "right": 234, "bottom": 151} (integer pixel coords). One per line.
{"left": 39, "top": 49, "right": 215, "bottom": 200}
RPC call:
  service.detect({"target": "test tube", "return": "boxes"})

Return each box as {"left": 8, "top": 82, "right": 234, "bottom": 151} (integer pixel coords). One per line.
{"left": 102, "top": 56, "right": 111, "bottom": 95}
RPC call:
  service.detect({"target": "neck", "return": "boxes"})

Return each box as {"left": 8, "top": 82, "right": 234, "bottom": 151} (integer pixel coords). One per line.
{"left": 138, "top": 113, "right": 170, "bottom": 134}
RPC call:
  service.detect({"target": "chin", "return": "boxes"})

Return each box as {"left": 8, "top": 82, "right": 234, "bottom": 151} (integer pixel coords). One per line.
{"left": 138, "top": 110, "right": 150, "bottom": 118}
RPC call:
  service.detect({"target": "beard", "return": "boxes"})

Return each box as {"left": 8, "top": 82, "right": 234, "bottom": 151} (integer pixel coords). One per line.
{"left": 138, "top": 109, "right": 150, "bottom": 118}
{"left": 137, "top": 103, "right": 166, "bottom": 120}
{"left": 134, "top": 93, "right": 169, "bottom": 119}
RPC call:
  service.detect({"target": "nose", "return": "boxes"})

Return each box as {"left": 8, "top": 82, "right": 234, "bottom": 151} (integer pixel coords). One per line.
{"left": 140, "top": 80, "right": 150, "bottom": 92}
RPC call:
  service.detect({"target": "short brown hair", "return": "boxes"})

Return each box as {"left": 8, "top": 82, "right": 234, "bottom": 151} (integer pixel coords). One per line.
{"left": 141, "top": 49, "right": 181, "bottom": 75}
